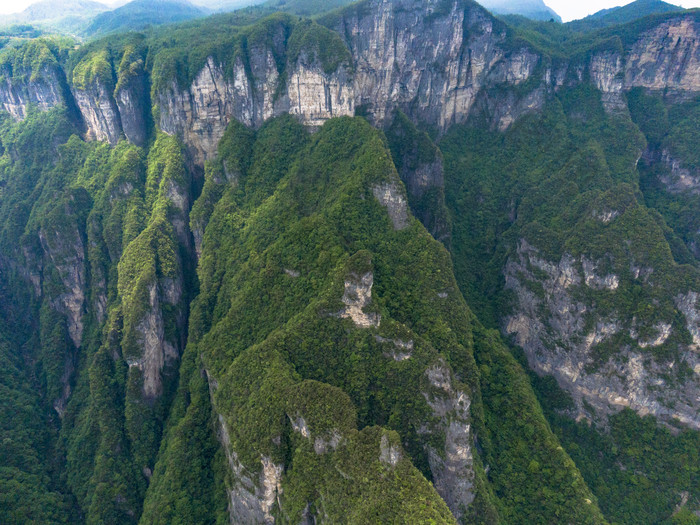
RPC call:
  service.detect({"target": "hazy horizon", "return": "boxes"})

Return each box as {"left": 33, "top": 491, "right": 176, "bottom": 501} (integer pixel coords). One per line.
{"left": 0, "top": 0, "right": 699, "bottom": 21}
{"left": 544, "top": 0, "right": 699, "bottom": 21}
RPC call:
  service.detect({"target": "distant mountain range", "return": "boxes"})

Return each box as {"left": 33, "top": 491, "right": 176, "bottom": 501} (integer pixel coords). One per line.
{"left": 0, "top": 0, "right": 359, "bottom": 38}
{"left": 85, "top": 0, "right": 206, "bottom": 36}
{"left": 0, "top": 0, "right": 110, "bottom": 35}
{"left": 477, "top": 0, "right": 562, "bottom": 22}
{"left": 568, "top": 0, "right": 684, "bottom": 31}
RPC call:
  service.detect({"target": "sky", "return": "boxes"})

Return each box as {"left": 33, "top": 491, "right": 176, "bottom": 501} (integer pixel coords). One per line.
{"left": 0, "top": 0, "right": 699, "bottom": 19}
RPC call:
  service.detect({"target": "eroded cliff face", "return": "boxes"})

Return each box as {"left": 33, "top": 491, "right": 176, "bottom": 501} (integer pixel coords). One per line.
{"left": 422, "top": 361, "right": 475, "bottom": 521}
{"left": 0, "top": 64, "right": 64, "bottom": 120}
{"left": 505, "top": 239, "right": 700, "bottom": 429}
{"left": 157, "top": 48, "right": 354, "bottom": 165}
{"left": 332, "top": 0, "right": 543, "bottom": 130}
{"left": 72, "top": 79, "right": 123, "bottom": 144}
{"left": 115, "top": 70, "right": 150, "bottom": 147}
{"left": 625, "top": 17, "right": 700, "bottom": 92}
{"left": 35, "top": 205, "right": 87, "bottom": 416}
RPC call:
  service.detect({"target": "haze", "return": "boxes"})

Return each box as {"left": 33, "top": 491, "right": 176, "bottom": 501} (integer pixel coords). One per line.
{"left": 544, "top": 0, "right": 700, "bottom": 21}
{"left": 0, "top": 0, "right": 699, "bottom": 20}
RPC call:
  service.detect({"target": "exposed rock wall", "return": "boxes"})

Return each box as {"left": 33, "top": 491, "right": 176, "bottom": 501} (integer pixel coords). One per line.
{"left": 38, "top": 222, "right": 86, "bottom": 350}
{"left": 157, "top": 49, "right": 354, "bottom": 165}
{"left": 505, "top": 239, "right": 700, "bottom": 429}
{"left": 332, "top": 0, "right": 539, "bottom": 129}
{"left": 0, "top": 65, "right": 63, "bottom": 119}
{"left": 72, "top": 79, "right": 123, "bottom": 144}
{"left": 422, "top": 360, "right": 475, "bottom": 521}
{"left": 115, "top": 70, "right": 149, "bottom": 147}
{"left": 625, "top": 17, "right": 700, "bottom": 92}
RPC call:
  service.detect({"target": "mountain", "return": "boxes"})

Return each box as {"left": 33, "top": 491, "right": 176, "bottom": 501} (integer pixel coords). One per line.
{"left": 569, "top": 0, "right": 684, "bottom": 31}
{"left": 85, "top": 0, "right": 206, "bottom": 36}
{"left": 0, "top": 0, "right": 699, "bottom": 523}
{"left": 0, "top": 0, "right": 109, "bottom": 34}
{"left": 263, "top": 0, "right": 358, "bottom": 15}
{"left": 477, "top": 0, "right": 562, "bottom": 22}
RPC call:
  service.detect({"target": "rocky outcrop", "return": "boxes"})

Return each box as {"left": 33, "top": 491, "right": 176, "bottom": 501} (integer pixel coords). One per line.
{"left": 505, "top": 239, "right": 700, "bottom": 429}
{"left": 216, "top": 414, "right": 282, "bottom": 525}
{"left": 1, "top": 4, "right": 698, "bottom": 172}
{"left": 625, "top": 17, "right": 700, "bottom": 92}
{"left": 157, "top": 45, "right": 354, "bottom": 165}
{"left": 38, "top": 220, "right": 86, "bottom": 349}
{"left": 287, "top": 53, "right": 354, "bottom": 127}
{"left": 115, "top": 70, "right": 149, "bottom": 147}
{"left": 127, "top": 279, "right": 181, "bottom": 398}
{"left": 0, "top": 65, "right": 64, "bottom": 119}
{"left": 72, "top": 79, "right": 123, "bottom": 145}
{"left": 422, "top": 360, "right": 475, "bottom": 521}
{"left": 332, "top": 0, "right": 540, "bottom": 130}
{"left": 589, "top": 51, "right": 627, "bottom": 114}
{"left": 656, "top": 149, "right": 700, "bottom": 195}
{"left": 372, "top": 182, "right": 409, "bottom": 230}
{"left": 338, "top": 270, "right": 381, "bottom": 328}
{"left": 676, "top": 292, "right": 700, "bottom": 350}
{"left": 386, "top": 111, "right": 451, "bottom": 243}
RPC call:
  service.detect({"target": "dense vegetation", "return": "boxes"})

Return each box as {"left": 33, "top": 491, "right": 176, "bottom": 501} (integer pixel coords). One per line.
{"left": 440, "top": 82, "right": 700, "bottom": 523}
{"left": 0, "top": 0, "right": 698, "bottom": 523}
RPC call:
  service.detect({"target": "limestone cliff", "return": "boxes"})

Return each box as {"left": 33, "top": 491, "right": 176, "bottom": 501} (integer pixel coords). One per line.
{"left": 156, "top": 27, "right": 354, "bottom": 165}
{"left": 505, "top": 239, "right": 700, "bottom": 429}
{"left": 0, "top": 64, "right": 64, "bottom": 120}
{"left": 72, "top": 78, "right": 124, "bottom": 144}
{"left": 1, "top": 4, "right": 699, "bottom": 171}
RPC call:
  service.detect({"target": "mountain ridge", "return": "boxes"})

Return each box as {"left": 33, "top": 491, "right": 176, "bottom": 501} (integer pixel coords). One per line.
{"left": 477, "top": 0, "right": 561, "bottom": 22}
{"left": 569, "top": 0, "right": 685, "bottom": 32}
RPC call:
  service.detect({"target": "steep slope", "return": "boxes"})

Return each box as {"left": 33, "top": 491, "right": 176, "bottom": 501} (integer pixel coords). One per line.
{"left": 144, "top": 114, "right": 605, "bottom": 524}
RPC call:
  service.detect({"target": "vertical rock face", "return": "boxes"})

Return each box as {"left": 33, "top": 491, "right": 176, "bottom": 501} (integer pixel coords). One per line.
{"left": 625, "top": 17, "right": 700, "bottom": 92}
{"left": 333, "top": 0, "right": 507, "bottom": 129}
{"left": 422, "top": 361, "right": 475, "bottom": 521}
{"left": 338, "top": 270, "right": 381, "bottom": 328}
{"left": 505, "top": 239, "right": 700, "bottom": 429}
{"left": 287, "top": 55, "right": 354, "bottom": 126}
{"left": 372, "top": 182, "right": 410, "bottom": 230}
{"left": 1, "top": 6, "right": 698, "bottom": 173}
{"left": 157, "top": 57, "right": 256, "bottom": 166}
{"left": 157, "top": 47, "right": 354, "bottom": 165}
{"left": 129, "top": 280, "right": 181, "bottom": 398}
{"left": 216, "top": 414, "right": 282, "bottom": 525}
{"left": 386, "top": 111, "right": 452, "bottom": 243}
{"left": 73, "top": 79, "right": 123, "bottom": 145}
{"left": 115, "top": 72, "right": 149, "bottom": 147}
{"left": 0, "top": 65, "right": 64, "bottom": 119}
{"left": 38, "top": 221, "right": 86, "bottom": 350}
{"left": 589, "top": 52, "right": 627, "bottom": 113}
{"left": 657, "top": 149, "right": 700, "bottom": 194}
